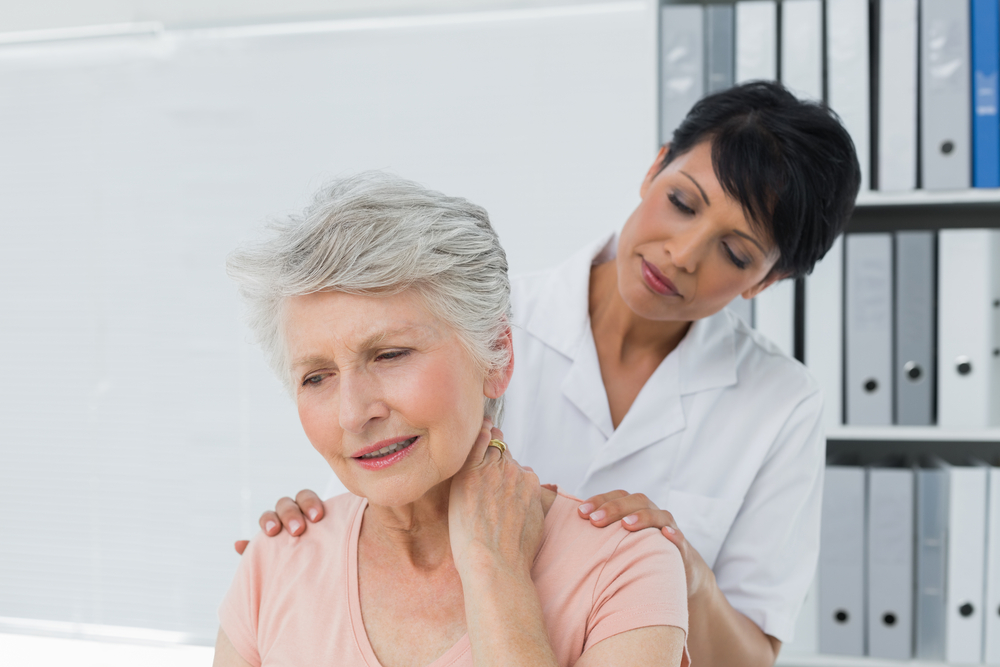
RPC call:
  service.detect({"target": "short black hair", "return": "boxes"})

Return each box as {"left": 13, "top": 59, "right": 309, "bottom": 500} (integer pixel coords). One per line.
{"left": 661, "top": 80, "right": 861, "bottom": 279}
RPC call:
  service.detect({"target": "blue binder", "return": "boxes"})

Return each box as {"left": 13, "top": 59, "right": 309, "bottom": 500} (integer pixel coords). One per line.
{"left": 972, "top": 0, "right": 1000, "bottom": 187}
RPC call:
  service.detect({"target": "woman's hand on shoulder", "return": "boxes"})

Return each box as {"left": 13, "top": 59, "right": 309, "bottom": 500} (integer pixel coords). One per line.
{"left": 448, "top": 420, "right": 545, "bottom": 577}
{"left": 233, "top": 489, "right": 326, "bottom": 555}
{"left": 578, "top": 489, "right": 713, "bottom": 599}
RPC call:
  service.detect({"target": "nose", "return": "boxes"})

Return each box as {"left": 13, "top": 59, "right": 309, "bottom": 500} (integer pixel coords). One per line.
{"left": 338, "top": 370, "right": 389, "bottom": 434}
{"left": 663, "top": 221, "right": 710, "bottom": 273}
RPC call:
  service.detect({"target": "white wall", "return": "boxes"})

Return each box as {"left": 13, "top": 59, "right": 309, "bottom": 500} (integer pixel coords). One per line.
{"left": 0, "top": 0, "right": 633, "bottom": 33}
{"left": 0, "top": 1, "right": 657, "bottom": 644}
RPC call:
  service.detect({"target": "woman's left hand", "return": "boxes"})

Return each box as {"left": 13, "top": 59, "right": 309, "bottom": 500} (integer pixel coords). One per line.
{"left": 448, "top": 420, "right": 545, "bottom": 577}
{"left": 578, "top": 490, "right": 714, "bottom": 600}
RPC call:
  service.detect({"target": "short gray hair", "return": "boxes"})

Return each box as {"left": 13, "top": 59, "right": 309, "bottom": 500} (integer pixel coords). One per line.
{"left": 227, "top": 171, "right": 511, "bottom": 423}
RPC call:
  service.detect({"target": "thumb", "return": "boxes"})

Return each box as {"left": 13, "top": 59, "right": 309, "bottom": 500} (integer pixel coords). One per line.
{"left": 462, "top": 419, "right": 494, "bottom": 469}
{"left": 234, "top": 540, "right": 249, "bottom": 556}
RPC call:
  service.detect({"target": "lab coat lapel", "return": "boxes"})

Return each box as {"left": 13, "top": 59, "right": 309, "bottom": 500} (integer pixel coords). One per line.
{"left": 583, "top": 349, "right": 686, "bottom": 478}
{"left": 560, "top": 327, "right": 615, "bottom": 439}
{"left": 580, "top": 311, "right": 739, "bottom": 481}
{"left": 518, "top": 235, "right": 619, "bottom": 437}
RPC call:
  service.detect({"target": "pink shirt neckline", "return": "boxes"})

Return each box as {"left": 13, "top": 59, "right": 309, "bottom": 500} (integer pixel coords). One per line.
{"left": 346, "top": 496, "right": 472, "bottom": 667}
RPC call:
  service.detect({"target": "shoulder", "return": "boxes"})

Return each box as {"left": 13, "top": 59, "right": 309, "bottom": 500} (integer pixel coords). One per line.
{"left": 540, "top": 492, "right": 684, "bottom": 579}
{"left": 242, "top": 493, "right": 362, "bottom": 568}
{"left": 723, "top": 310, "right": 820, "bottom": 402}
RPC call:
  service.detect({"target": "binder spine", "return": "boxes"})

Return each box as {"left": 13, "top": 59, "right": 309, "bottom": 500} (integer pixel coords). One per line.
{"left": 827, "top": 0, "right": 871, "bottom": 191}
{"left": 845, "top": 233, "right": 894, "bottom": 425}
{"left": 919, "top": 0, "right": 971, "bottom": 189}
{"left": 660, "top": 5, "right": 705, "bottom": 144}
{"left": 705, "top": 4, "right": 734, "bottom": 94}
{"left": 937, "top": 230, "right": 1000, "bottom": 428}
{"left": 895, "top": 231, "right": 935, "bottom": 425}
{"left": 877, "top": 0, "right": 918, "bottom": 191}
{"left": 735, "top": 0, "right": 777, "bottom": 83}
{"left": 915, "top": 467, "right": 947, "bottom": 661}
{"left": 971, "top": 0, "right": 1000, "bottom": 188}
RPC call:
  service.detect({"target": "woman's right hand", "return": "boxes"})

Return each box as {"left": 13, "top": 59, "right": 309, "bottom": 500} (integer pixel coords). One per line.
{"left": 233, "top": 489, "right": 326, "bottom": 555}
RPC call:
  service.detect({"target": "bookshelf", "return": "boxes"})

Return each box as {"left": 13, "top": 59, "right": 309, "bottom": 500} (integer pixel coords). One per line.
{"left": 658, "top": 0, "right": 1000, "bottom": 665}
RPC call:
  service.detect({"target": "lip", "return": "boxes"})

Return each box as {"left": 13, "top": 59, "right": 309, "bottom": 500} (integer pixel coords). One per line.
{"left": 352, "top": 435, "right": 419, "bottom": 471}
{"left": 640, "top": 258, "right": 681, "bottom": 297}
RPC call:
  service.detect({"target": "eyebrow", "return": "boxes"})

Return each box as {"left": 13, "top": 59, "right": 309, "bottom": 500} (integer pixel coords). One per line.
{"left": 290, "top": 326, "right": 424, "bottom": 371}
{"left": 680, "top": 171, "right": 710, "bottom": 206}
{"left": 733, "top": 230, "right": 767, "bottom": 254}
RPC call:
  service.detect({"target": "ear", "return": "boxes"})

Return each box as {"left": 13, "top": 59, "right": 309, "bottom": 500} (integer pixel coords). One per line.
{"left": 640, "top": 144, "right": 670, "bottom": 199}
{"left": 741, "top": 270, "right": 790, "bottom": 300}
{"left": 484, "top": 327, "right": 514, "bottom": 399}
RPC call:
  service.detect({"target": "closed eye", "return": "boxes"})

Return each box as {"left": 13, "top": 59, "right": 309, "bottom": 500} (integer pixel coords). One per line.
{"left": 723, "top": 243, "right": 749, "bottom": 270}
{"left": 375, "top": 349, "right": 409, "bottom": 362}
{"left": 668, "top": 192, "right": 695, "bottom": 216}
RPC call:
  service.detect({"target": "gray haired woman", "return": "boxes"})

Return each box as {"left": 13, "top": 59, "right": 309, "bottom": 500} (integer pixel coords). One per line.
{"left": 215, "top": 172, "right": 689, "bottom": 667}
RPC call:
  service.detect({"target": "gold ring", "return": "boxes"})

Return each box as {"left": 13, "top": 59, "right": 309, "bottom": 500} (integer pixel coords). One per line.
{"left": 487, "top": 438, "right": 507, "bottom": 455}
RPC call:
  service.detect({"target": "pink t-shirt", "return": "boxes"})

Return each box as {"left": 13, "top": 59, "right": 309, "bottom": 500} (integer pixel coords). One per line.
{"left": 220, "top": 490, "right": 689, "bottom": 666}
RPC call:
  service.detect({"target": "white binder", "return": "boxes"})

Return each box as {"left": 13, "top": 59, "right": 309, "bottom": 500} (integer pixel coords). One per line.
{"left": 895, "top": 231, "right": 935, "bottom": 425}
{"left": 827, "top": 0, "right": 871, "bottom": 191}
{"left": 937, "top": 229, "right": 1000, "bottom": 429}
{"left": 660, "top": 5, "right": 705, "bottom": 144}
{"left": 920, "top": 0, "right": 971, "bottom": 189}
{"left": 805, "top": 236, "right": 843, "bottom": 430}
{"left": 916, "top": 463, "right": 948, "bottom": 661}
{"left": 845, "top": 233, "right": 893, "bottom": 425}
{"left": 819, "top": 464, "right": 865, "bottom": 656}
{"left": 705, "top": 4, "right": 734, "bottom": 95}
{"left": 735, "top": 1, "right": 777, "bottom": 83}
{"left": 877, "top": 0, "right": 918, "bottom": 191}
{"left": 780, "top": 0, "right": 823, "bottom": 101}
{"left": 754, "top": 278, "right": 794, "bottom": 358}
{"left": 940, "top": 459, "right": 989, "bottom": 663}
{"left": 866, "top": 465, "right": 914, "bottom": 659}
{"left": 986, "top": 462, "right": 1000, "bottom": 664}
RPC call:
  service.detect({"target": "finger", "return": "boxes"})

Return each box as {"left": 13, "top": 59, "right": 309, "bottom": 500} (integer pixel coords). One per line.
{"left": 577, "top": 489, "right": 630, "bottom": 517}
{"left": 234, "top": 540, "right": 249, "bottom": 555}
{"left": 489, "top": 426, "right": 509, "bottom": 456}
{"left": 464, "top": 419, "right": 494, "bottom": 467}
{"left": 619, "top": 508, "right": 676, "bottom": 532}
{"left": 540, "top": 483, "right": 558, "bottom": 492}
{"left": 275, "top": 497, "right": 307, "bottom": 536}
{"left": 588, "top": 494, "right": 661, "bottom": 527}
{"left": 294, "top": 489, "right": 325, "bottom": 522}
{"left": 258, "top": 510, "right": 282, "bottom": 536}
{"left": 661, "top": 524, "right": 685, "bottom": 547}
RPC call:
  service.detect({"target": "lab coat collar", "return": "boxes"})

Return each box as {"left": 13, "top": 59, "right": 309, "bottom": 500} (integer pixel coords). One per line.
{"left": 517, "top": 234, "right": 617, "bottom": 360}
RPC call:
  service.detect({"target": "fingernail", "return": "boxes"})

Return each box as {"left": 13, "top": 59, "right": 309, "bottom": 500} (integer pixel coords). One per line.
{"left": 664, "top": 526, "right": 676, "bottom": 535}
{"left": 308, "top": 509, "right": 319, "bottom": 521}
{"left": 590, "top": 509, "right": 606, "bottom": 521}
{"left": 289, "top": 520, "right": 302, "bottom": 534}
{"left": 265, "top": 521, "right": 277, "bottom": 533}
{"left": 579, "top": 503, "right": 594, "bottom": 515}
{"left": 623, "top": 515, "right": 638, "bottom": 525}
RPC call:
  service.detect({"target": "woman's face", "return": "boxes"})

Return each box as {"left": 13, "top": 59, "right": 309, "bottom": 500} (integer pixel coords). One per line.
{"left": 616, "top": 140, "right": 785, "bottom": 322}
{"left": 284, "top": 289, "right": 506, "bottom": 507}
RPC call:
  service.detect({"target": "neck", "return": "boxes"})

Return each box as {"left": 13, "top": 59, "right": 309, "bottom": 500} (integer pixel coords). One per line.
{"left": 363, "top": 480, "right": 454, "bottom": 570}
{"left": 588, "top": 260, "right": 691, "bottom": 361}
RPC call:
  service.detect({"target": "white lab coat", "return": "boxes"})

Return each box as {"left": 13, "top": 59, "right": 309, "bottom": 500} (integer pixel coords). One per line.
{"left": 325, "top": 234, "right": 825, "bottom": 642}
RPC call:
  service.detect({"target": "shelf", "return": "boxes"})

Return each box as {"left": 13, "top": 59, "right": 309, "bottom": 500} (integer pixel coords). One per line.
{"left": 777, "top": 653, "right": 952, "bottom": 667}
{"left": 827, "top": 426, "right": 1000, "bottom": 442}
{"left": 856, "top": 188, "right": 1000, "bottom": 208}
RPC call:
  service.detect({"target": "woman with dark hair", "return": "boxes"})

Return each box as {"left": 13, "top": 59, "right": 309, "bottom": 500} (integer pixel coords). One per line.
{"left": 248, "top": 81, "right": 862, "bottom": 667}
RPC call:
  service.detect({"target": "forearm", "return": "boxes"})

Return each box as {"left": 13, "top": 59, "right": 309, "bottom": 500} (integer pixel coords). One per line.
{"left": 460, "top": 551, "right": 558, "bottom": 667}
{"left": 688, "top": 571, "right": 780, "bottom": 667}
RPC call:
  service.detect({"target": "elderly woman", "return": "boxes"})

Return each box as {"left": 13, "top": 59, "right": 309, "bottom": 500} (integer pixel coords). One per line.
{"left": 214, "top": 172, "right": 688, "bottom": 666}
